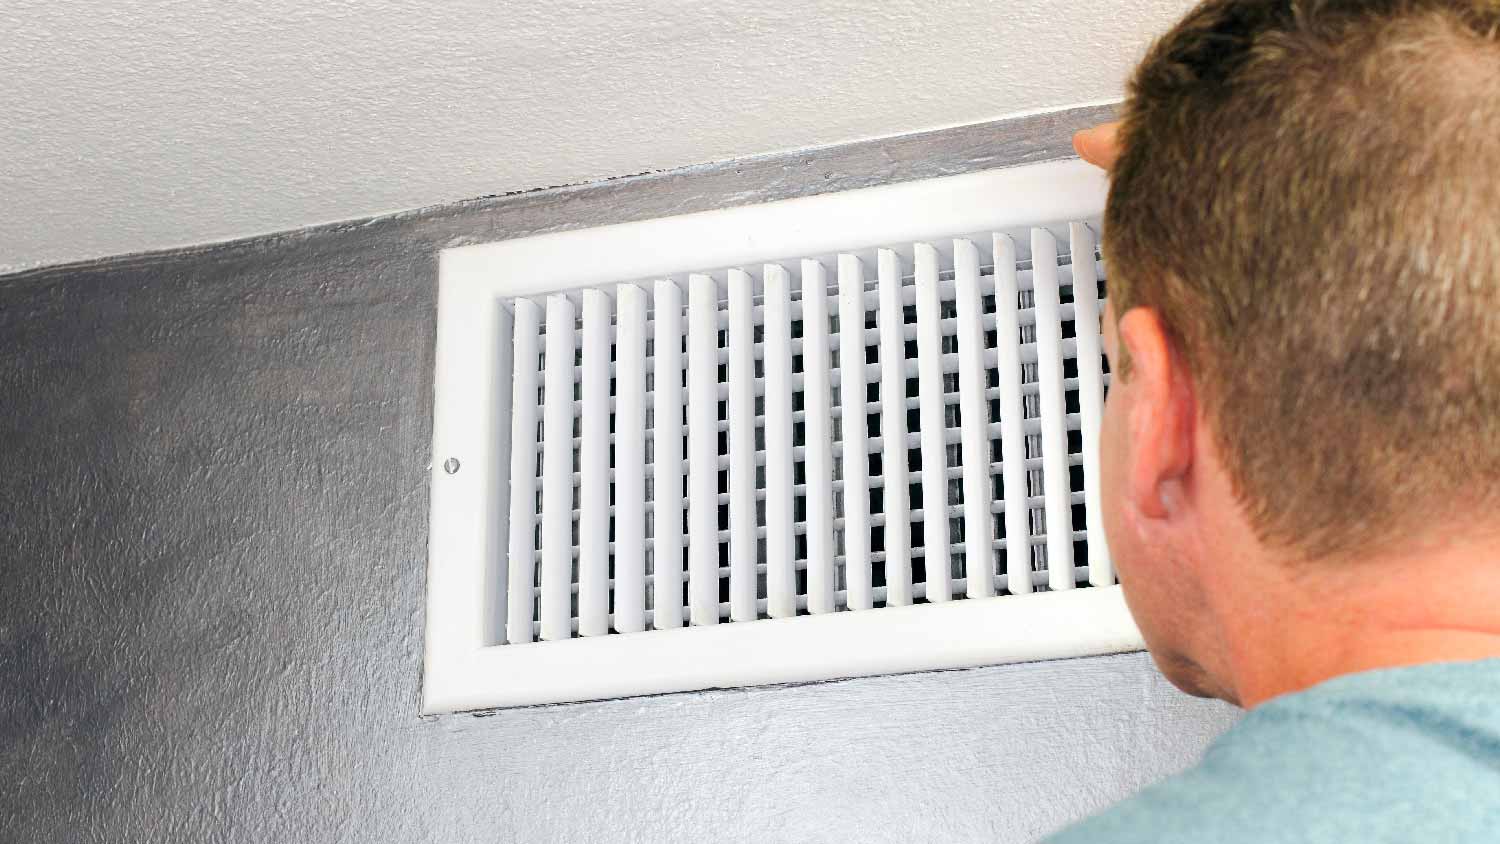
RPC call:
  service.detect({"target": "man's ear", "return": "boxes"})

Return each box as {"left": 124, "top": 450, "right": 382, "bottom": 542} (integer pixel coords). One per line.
{"left": 1117, "top": 307, "right": 1197, "bottom": 520}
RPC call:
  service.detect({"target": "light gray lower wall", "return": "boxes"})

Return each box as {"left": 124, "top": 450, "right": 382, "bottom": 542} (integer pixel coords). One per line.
{"left": 0, "top": 103, "right": 1238, "bottom": 844}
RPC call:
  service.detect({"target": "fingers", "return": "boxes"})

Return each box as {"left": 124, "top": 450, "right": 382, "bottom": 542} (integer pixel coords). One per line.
{"left": 1073, "top": 121, "right": 1122, "bottom": 171}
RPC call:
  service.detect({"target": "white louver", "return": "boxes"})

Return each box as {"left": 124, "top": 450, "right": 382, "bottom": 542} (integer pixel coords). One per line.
{"left": 424, "top": 158, "right": 1142, "bottom": 713}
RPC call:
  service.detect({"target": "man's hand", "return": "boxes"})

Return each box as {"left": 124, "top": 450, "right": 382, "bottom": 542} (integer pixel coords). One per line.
{"left": 1073, "top": 121, "right": 1121, "bottom": 170}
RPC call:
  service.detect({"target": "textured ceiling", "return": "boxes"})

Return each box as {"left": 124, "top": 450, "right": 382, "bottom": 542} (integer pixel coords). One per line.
{"left": 0, "top": 0, "right": 1191, "bottom": 273}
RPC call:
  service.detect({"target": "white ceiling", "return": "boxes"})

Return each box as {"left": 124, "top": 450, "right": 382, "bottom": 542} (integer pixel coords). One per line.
{"left": 0, "top": 0, "right": 1191, "bottom": 274}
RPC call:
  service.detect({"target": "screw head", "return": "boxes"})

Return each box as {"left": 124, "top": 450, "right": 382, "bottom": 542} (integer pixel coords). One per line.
{"left": 443, "top": 457, "right": 461, "bottom": 475}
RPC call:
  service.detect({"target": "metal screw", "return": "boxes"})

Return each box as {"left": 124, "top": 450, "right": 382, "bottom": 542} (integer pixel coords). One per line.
{"left": 443, "top": 457, "right": 461, "bottom": 475}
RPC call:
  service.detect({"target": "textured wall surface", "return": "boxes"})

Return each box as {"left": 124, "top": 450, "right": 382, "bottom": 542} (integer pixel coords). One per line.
{"left": 0, "top": 106, "right": 1239, "bottom": 843}
{"left": 0, "top": 0, "right": 1195, "bottom": 272}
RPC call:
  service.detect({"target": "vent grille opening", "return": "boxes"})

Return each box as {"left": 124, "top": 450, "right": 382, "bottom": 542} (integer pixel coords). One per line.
{"left": 495, "top": 223, "right": 1110, "bottom": 645}
{"left": 425, "top": 157, "right": 1138, "bottom": 712}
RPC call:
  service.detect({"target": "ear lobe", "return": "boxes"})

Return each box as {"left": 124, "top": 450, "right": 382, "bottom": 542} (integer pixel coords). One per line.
{"left": 1118, "top": 307, "right": 1197, "bottom": 521}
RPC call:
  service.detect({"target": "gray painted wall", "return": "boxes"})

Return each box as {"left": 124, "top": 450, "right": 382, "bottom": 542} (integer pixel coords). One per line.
{"left": 0, "top": 104, "right": 1238, "bottom": 843}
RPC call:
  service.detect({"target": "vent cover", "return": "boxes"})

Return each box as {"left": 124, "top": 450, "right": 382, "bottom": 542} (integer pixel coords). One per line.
{"left": 425, "top": 159, "right": 1142, "bottom": 713}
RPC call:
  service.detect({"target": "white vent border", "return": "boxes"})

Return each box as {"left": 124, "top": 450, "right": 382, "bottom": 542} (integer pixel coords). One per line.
{"left": 425, "top": 158, "right": 1143, "bottom": 714}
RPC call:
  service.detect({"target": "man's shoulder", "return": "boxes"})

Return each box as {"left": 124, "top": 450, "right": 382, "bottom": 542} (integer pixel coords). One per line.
{"left": 1045, "top": 662, "right": 1500, "bottom": 844}
{"left": 1046, "top": 732, "right": 1495, "bottom": 844}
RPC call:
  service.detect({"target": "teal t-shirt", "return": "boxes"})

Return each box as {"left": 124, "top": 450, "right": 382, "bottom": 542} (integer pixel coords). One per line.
{"left": 1046, "top": 659, "right": 1500, "bottom": 843}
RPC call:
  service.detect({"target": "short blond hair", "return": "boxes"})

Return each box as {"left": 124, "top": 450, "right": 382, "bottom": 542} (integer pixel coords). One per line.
{"left": 1106, "top": 0, "right": 1500, "bottom": 559}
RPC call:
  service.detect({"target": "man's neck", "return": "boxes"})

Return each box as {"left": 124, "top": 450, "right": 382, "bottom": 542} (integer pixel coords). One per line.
{"left": 1215, "top": 531, "right": 1500, "bottom": 708}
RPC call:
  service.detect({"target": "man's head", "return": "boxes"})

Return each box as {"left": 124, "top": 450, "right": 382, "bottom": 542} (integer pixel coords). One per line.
{"left": 1096, "top": 0, "right": 1500, "bottom": 700}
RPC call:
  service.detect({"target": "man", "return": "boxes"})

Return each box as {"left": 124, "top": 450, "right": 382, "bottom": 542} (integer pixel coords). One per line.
{"left": 1044, "top": 1, "right": 1500, "bottom": 841}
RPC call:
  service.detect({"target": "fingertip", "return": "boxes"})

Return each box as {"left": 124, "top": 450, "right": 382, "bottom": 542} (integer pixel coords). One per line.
{"left": 1074, "top": 122, "right": 1121, "bottom": 171}
{"left": 1072, "top": 129, "right": 1091, "bottom": 160}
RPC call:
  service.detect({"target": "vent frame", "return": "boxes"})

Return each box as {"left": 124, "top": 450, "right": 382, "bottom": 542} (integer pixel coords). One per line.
{"left": 425, "top": 158, "right": 1141, "bottom": 714}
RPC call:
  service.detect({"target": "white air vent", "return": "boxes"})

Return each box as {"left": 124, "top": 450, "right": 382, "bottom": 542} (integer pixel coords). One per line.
{"left": 424, "top": 158, "right": 1142, "bottom": 713}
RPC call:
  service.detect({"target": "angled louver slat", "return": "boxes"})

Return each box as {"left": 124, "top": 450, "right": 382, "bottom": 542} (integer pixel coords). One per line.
{"left": 992, "top": 234, "right": 1033, "bottom": 596}
{"left": 953, "top": 238, "right": 996, "bottom": 600}
{"left": 426, "top": 157, "right": 1137, "bottom": 713}
{"left": 1069, "top": 223, "right": 1113, "bottom": 587}
{"left": 687, "top": 274, "right": 720, "bottom": 626}
{"left": 614, "top": 284, "right": 649, "bottom": 633}
{"left": 578, "top": 290, "right": 611, "bottom": 637}
{"left": 540, "top": 294, "right": 577, "bottom": 641}
{"left": 876, "top": 248, "right": 914, "bottom": 608}
{"left": 488, "top": 304, "right": 516, "bottom": 646}
{"left": 837, "top": 253, "right": 874, "bottom": 613}
{"left": 800, "top": 259, "right": 838, "bottom": 616}
{"left": 651, "top": 280, "right": 687, "bottom": 630}
{"left": 763, "top": 264, "right": 798, "bottom": 619}
{"left": 1031, "top": 229, "right": 1076, "bottom": 592}
{"left": 505, "top": 299, "right": 542, "bottom": 644}
{"left": 727, "top": 269, "right": 758, "bottom": 623}
{"left": 914, "top": 242, "right": 953, "bottom": 604}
